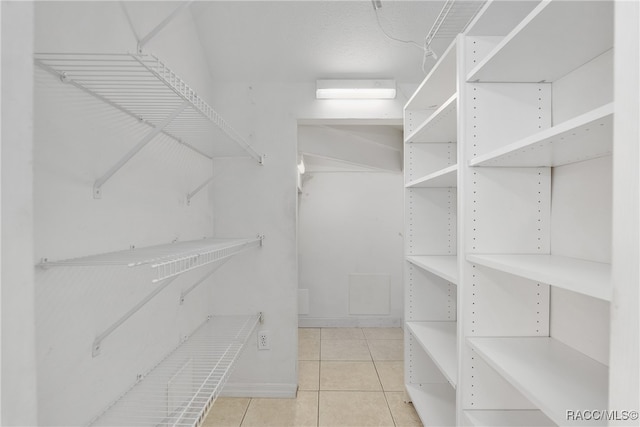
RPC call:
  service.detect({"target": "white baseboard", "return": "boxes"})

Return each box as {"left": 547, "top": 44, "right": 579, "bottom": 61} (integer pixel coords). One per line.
{"left": 298, "top": 316, "right": 402, "bottom": 328}
{"left": 220, "top": 382, "right": 298, "bottom": 398}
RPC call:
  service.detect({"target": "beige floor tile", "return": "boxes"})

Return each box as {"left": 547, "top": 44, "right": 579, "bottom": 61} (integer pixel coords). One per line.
{"left": 321, "top": 327, "right": 365, "bottom": 340}
{"left": 368, "top": 339, "right": 404, "bottom": 361}
{"left": 299, "top": 360, "right": 320, "bottom": 391}
{"left": 320, "top": 339, "right": 371, "bottom": 361}
{"left": 318, "top": 391, "right": 394, "bottom": 427}
{"left": 362, "top": 327, "right": 404, "bottom": 340}
{"left": 320, "top": 361, "right": 382, "bottom": 391}
{"left": 241, "top": 391, "right": 318, "bottom": 427}
{"left": 299, "top": 338, "right": 320, "bottom": 361}
{"left": 374, "top": 361, "right": 405, "bottom": 391}
{"left": 385, "top": 392, "right": 422, "bottom": 427}
{"left": 299, "top": 328, "right": 321, "bottom": 341}
{"left": 202, "top": 397, "right": 250, "bottom": 427}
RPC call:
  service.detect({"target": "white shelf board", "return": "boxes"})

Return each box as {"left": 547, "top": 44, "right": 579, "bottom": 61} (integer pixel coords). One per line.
{"left": 405, "top": 41, "right": 457, "bottom": 111}
{"left": 407, "top": 322, "right": 458, "bottom": 387}
{"left": 467, "top": 1, "right": 613, "bottom": 82}
{"left": 406, "top": 255, "right": 458, "bottom": 284}
{"left": 463, "top": 410, "right": 555, "bottom": 426}
{"left": 466, "top": 254, "right": 611, "bottom": 301}
{"left": 40, "top": 237, "right": 262, "bottom": 283}
{"left": 405, "top": 94, "right": 457, "bottom": 144}
{"left": 90, "top": 314, "right": 260, "bottom": 427}
{"left": 465, "top": 0, "right": 541, "bottom": 37}
{"left": 467, "top": 337, "right": 609, "bottom": 427}
{"left": 405, "top": 164, "right": 457, "bottom": 188}
{"left": 469, "top": 103, "right": 613, "bottom": 167}
{"left": 405, "top": 383, "right": 456, "bottom": 426}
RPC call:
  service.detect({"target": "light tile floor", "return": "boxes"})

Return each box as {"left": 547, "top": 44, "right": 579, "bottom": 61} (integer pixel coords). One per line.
{"left": 203, "top": 327, "right": 422, "bottom": 427}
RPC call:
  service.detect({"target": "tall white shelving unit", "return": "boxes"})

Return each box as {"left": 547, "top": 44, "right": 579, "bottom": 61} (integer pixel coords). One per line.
{"left": 403, "top": 40, "right": 458, "bottom": 426}
{"left": 404, "top": 1, "right": 639, "bottom": 425}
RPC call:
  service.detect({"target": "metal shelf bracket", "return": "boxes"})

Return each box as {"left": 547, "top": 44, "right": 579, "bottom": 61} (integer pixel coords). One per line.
{"left": 179, "top": 258, "right": 230, "bottom": 304}
{"left": 186, "top": 177, "right": 214, "bottom": 206}
{"left": 92, "top": 275, "right": 178, "bottom": 357}
{"left": 136, "top": 1, "right": 194, "bottom": 53}
{"left": 93, "top": 101, "right": 188, "bottom": 199}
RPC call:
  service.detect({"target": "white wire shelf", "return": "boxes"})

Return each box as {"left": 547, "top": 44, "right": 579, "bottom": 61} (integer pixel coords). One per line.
{"left": 39, "top": 237, "right": 263, "bottom": 283}
{"left": 34, "top": 52, "right": 263, "bottom": 163}
{"left": 425, "top": 0, "right": 487, "bottom": 44}
{"left": 89, "top": 314, "right": 260, "bottom": 427}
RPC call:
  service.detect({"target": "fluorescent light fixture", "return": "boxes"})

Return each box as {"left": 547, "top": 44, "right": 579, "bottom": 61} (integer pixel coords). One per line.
{"left": 316, "top": 79, "right": 396, "bottom": 99}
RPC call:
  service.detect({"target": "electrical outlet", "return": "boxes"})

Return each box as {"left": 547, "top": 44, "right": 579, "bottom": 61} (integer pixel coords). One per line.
{"left": 257, "top": 330, "right": 270, "bottom": 350}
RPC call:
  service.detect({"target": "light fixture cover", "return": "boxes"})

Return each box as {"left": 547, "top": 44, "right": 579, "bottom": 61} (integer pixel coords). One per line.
{"left": 316, "top": 79, "right": 396, "bottom": 99}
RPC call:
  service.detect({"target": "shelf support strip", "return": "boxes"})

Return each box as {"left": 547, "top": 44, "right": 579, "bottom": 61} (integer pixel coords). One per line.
{"left": 93, "top": 101, "right": 189, "bottom": 198}
{"left": 92, "top": 275, "right": 178, "bottom": 357}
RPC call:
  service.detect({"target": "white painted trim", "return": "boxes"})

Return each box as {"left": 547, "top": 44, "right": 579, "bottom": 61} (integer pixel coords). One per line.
{"left": 220, "top": 383, "right": 298, "bottom": 399}
{"left": 298, "top": 316, "right": 402, "bottom": 328}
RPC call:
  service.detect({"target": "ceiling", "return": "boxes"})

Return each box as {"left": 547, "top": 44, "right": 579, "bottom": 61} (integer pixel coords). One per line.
{"left": 189, "top": 1, "right": 478, "bottom": 173}
{"left": 190, "top": 1, "right": 455, "bottom": 85}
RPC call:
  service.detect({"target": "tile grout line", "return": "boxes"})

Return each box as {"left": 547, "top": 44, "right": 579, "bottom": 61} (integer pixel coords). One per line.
{"left": 309, "top": 328, "right": 405, "bottom": 427}
{"left": 238, "top": 397, "right": 251, "bottom": 427}
{"left": 366, "top": 330, "right": 398, "bottom": 427}
{"left": 376, "top": 367, "right": 399, "bottom": 427}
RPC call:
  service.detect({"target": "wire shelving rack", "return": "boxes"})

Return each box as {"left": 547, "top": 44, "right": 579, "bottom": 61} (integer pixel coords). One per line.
{"left": 39, "top": 237, "right": 263, "bottom": 283}
{"left": 88, "top": 314, "right": 261, "bottom": 427}
{"left": 34, "top": 52, "right": 264, "bottom": 164}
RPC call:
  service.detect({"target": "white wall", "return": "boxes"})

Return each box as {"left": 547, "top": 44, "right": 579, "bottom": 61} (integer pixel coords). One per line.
{"left": 33, "top": 3, "right": 408, "bottom": 415}
{"left": 298, "top": 172, "right": 404, "bottom": 327}
{"left": 1, "top": 2, "right": 38, "bottom": 425}
{"left": 206, "top": 83, "right": 300, "bottom": 397}
{"left": 33, "top": 2, "right": 220, "bottom": 425}
{"left": 204, "top": 81, "right": 404, "bottom": 395}
{"left": 548, "top": 42, "right": 613, "bottom": 366}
